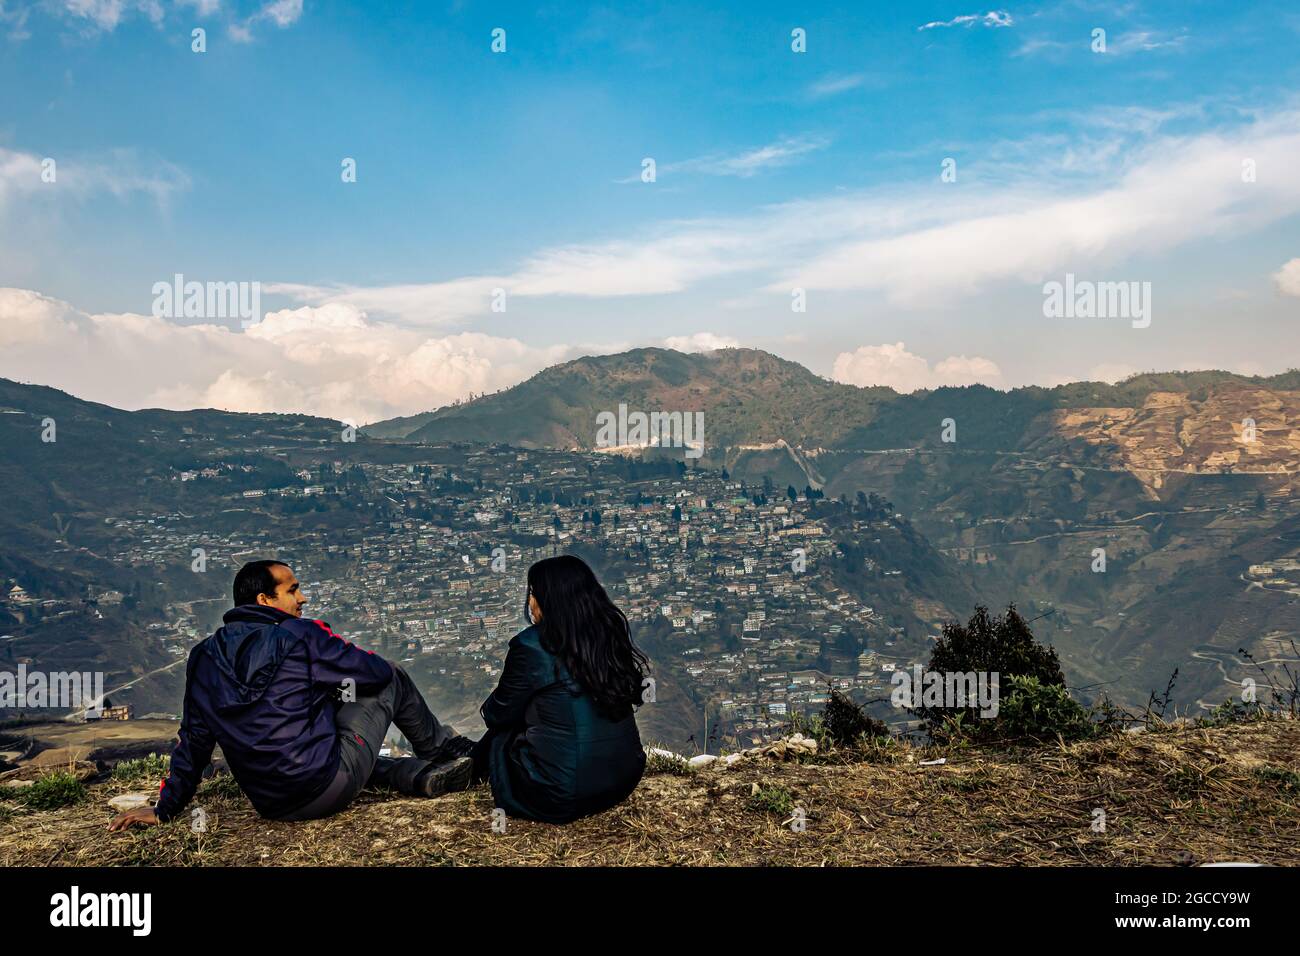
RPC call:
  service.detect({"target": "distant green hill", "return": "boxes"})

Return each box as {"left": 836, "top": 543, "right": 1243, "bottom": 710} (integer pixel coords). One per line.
{"left": 365, "top": 347, "right": 1300, "bottom": 457}
{"left": 372, "top": 348, "right": 895, "bottom": 451}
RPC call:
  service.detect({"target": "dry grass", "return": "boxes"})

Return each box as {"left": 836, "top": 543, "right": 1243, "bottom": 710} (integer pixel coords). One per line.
{"left": 2, "top": 719, "right": 1297, "bottom": 867}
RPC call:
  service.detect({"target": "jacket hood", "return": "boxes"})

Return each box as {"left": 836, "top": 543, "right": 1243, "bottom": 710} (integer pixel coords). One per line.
{"left": 204, "top": 605, "right": 306, "bottom": 710}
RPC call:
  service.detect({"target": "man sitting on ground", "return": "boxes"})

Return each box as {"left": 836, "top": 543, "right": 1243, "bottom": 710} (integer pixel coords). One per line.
{"left": 109, "top": 560, "right": 477, "bottom": 830}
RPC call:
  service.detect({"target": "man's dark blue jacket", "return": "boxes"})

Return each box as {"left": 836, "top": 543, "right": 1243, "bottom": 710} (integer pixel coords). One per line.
{"left": 154, "top": 605, "right": 392, "bottom": 822}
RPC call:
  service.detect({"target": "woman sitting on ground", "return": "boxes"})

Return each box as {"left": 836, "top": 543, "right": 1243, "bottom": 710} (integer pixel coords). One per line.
{"left": 471, "top": 554, "right": 649, "bottom": 824}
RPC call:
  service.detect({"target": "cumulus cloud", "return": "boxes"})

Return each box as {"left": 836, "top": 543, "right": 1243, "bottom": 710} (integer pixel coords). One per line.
{"left": 1272, "top": 258, "right": 1300, "bottom": 297}
{"left": 663, "top": 332, "right": 740, "bottom": 353}
{"left": 831, "top": 342, "right": 1003, "bottom": 392}
{"left": 0, "top": 288, "right": 575, "bottom": 425}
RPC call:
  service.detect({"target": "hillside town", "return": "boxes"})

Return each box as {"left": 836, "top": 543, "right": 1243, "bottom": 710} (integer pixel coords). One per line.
{"left": 2, "top": 444, "right": 934, "bottom": 750}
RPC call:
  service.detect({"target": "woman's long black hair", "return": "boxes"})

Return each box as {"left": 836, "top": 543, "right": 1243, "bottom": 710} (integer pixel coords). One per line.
{"left": 525, "top": 554, "right": 650, "bottom": 716}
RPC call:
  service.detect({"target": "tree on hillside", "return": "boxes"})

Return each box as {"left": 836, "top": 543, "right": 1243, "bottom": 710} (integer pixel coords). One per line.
{"left": 916, "top": 604, "right": 1071, "bottom": 741}
{"left": 929, "top": 604, "right": 1064, "bottom": 686}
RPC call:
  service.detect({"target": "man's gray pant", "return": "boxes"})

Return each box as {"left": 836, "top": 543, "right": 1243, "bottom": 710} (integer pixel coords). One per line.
{"left": 278, "top": 665, "right": 457, "bottom": 821}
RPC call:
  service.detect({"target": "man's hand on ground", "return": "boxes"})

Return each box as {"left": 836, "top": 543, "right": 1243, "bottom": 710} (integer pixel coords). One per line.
{"left": 108, "top": 806, "right": 159, "bottom": 831}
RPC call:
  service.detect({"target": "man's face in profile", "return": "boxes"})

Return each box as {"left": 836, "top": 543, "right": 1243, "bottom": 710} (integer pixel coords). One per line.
{"left": 258, "top": 564, "right": 307, "bottom": 617}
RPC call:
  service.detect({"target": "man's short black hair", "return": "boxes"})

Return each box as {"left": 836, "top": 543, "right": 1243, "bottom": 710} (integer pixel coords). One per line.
{"left": 233, "top": 560, "right": 290, "bottom": 607}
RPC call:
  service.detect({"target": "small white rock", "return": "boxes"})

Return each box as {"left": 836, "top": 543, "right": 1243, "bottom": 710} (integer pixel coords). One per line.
{"left": 108, "top": 792, "right": 154, "bottom": 812}
{"left": 646, "top": 747, "right": 688, "bottom": 763}
{"left": 687, "top": 754, "right": 718, "bottom": 769}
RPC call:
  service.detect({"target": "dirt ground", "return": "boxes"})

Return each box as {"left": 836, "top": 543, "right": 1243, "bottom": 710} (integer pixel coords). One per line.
{"left": 0, "top": 719, "right": 180, "bottom": 761}
{"left": 1, "top": 719, "right": 1297, "bottom": 867}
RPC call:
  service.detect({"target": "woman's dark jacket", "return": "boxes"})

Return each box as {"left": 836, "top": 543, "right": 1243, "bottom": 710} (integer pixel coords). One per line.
{"left": 480, "top": 625, "right": 645, "bottom": 824}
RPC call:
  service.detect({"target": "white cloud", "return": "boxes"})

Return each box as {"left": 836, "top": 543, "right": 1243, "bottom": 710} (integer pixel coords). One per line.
{"left": 58, "top": 0, "right": 170, "bottom": 31}
{"left": 831, "top": 342, "right": 1003, "bottom": 392}
{"left": 272, "top": 109, "right": 1300, "bottom": 324}
{"left": 1108, "top": 30, "right": 1187, "bottom": 55}
{"left": 1272, "top": 258, "right": 1300, "bottom": 297}
{"left": 1013, "top": 38, "right": 1070, "bottom": 57}
{"left": 176, "top": 0, "right": 221, "bottom": 15}
{"left": 230, "top": 0, "right": 302, "bottom": 42}
{"left": 0, "top": 147, "right": 190, "bottom": 210}
{"left": 686, "top": 137, "right": 826, "bottom": 177}
{"left": 263, "top": 277, "right": 509, "bottom": 327}
{"left": 919, "top": 10, "right": 1013, "bottom": 31}
{"left": 773, "top": 110, "right": 1300, "bottom": 305}
{"left": 663, "top": 332, "right": 740, "bottom": 353}
{"left": 0, "top": 149, "right": 44, "bottom": 203}
{"left": 1017, "top": 29, "right": 1187, "bottom": 58}
{"left": 0, "top": 289, "right": 575, "bottom": 426}
{"left": 1088, "top": 362, "right": 1142, "bottom": 384}
{"left": 618, "top": 136, "right": 828, "bottom": 183}
{"left": 62, "top": 0, "right": 125, "bottom": 30}
{"left": 259, "top": 0, "right": 300, "bottom": 27}
{"left": 0, "top": 0, "right": 33, "bottom": 39}
{"left": 0, "top": 287, "right": 79, "bottom": 346}
{"left": 274, "top": 223, "right": 771, "bottom": 323}
{"left": 808, "top": 74, "right": 868, "bottom": 98}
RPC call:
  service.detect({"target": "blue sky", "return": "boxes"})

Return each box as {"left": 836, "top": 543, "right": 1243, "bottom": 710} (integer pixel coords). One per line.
{"left": 2, "top": 1, "right": 1299, "bottom": 424}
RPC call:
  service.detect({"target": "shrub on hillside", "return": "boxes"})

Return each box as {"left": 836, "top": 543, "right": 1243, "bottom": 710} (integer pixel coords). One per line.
{"left": 111, "top": 752, "right": 169, "bottom": 782}
{"left": 748, "top": 783, "right": 795, "bottom": 817}
{"left": 17, "top": 770, "right": 86, "bottom": 811}
{"left": 821, "top": 689, "right": 888, "bottom": 748}
{"left": 1197, "top": 698, "right": 1267, "bottom": 728}
{"left": 997, "top": 675, "right": 1097, "bottom": 742}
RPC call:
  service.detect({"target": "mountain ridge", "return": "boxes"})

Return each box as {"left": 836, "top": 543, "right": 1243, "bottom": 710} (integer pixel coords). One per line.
{"left": 364, "top": 347, "right": 1300, "bottom": 459}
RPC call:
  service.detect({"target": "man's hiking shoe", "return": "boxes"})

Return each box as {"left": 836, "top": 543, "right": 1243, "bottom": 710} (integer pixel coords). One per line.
{"left": 421, "top": 734, "right": 478, "bottom": 764}
{"left": 439, "top": 735, "right": 479, "bottom": 760}
{"left": 416, "top": 756, "right": 474, "bottom": 798}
